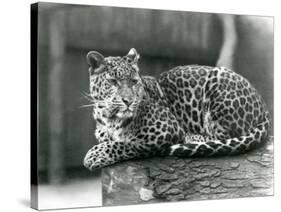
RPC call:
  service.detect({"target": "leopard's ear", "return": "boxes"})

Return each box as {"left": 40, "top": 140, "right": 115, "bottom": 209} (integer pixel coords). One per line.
{"left": 86, "top": 51, "right": 105, "bottom": 74}
{"left": 126, "top": 48, "right": 140, "bottom": 64}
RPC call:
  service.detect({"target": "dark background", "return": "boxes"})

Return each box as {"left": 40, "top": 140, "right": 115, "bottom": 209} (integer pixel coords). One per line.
{"left": 37, "top": 2, "right": 273, "bottom": 184}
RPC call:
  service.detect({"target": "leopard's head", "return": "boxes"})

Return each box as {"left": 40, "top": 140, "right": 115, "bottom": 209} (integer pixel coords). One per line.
{"left": 86, "top": 48, "right": 145, "bottom": 120}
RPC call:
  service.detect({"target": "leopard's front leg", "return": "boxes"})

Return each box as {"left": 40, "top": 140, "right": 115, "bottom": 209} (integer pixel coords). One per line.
{"left": 83, "top": 140, "right": 138, "bottom": 170}
{"left": 84, "top": 124, "right": 185, "bottom": 170}
{"left": 83, "top": 133, "right": 174, "bottom": 170}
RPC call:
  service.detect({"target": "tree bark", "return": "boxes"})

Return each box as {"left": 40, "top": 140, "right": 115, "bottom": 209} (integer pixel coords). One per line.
{"left": 102, "top": 137, "right": 273, "bottom": 206}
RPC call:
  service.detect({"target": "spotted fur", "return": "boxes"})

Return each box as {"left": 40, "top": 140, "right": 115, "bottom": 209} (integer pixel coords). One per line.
{"left": 83, "top": 48, "right": 271, "bottom": 170}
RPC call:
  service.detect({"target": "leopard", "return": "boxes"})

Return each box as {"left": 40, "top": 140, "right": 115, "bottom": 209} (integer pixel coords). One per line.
{"left": 83, "top": 48, "right": 271, "bottom": 170}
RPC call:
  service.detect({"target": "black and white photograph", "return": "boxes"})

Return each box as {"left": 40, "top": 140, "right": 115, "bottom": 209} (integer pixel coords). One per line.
{"left": 30, "top": 1, "right": 274, "bottom": 210}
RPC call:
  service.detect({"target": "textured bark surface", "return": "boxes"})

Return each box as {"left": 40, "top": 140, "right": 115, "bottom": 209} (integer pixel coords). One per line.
{"left": 102, "top": 137, "right": 273, "bottom": 206}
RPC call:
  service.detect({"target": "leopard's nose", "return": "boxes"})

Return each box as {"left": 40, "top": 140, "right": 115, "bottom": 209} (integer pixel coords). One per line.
{"left": 122, "top": 98, "right": 133, "bottom": 107}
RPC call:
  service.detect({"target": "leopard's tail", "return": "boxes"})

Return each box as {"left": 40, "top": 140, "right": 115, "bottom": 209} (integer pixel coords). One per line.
{"left": 169, "top": 112, "right": 271, "bottom": 157}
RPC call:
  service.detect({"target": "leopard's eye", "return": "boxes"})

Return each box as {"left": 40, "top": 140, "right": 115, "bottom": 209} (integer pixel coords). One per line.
{"left": 131, "top": 79, "right": 138, "bottom": 85}
{"left": 107, "top": 78, "right": 118, "bottom": 86}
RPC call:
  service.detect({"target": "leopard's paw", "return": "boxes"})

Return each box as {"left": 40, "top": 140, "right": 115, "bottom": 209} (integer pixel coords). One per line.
{"left": 83, "top": 143, "right": 115, "bottom": 170}
{"left": 83, "top": 148, "right": 96, "bottom": 170}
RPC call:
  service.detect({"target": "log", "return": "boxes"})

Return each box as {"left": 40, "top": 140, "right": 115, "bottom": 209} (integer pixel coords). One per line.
{"left": 102, "top": 136, "right": 273, "bottom": 206}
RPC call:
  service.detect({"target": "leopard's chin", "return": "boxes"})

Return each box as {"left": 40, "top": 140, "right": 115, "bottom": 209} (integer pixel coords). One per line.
{"left": 116, "top": 112, "right": 133, "bottom": 119}
{"left": 116, "top": 109, "right": 135, "bottom": 119}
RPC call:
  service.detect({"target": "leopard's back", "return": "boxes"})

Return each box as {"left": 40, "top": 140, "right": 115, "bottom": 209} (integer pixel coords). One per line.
{"left": 159, "top": 65, "right": 270, "bottom": 155}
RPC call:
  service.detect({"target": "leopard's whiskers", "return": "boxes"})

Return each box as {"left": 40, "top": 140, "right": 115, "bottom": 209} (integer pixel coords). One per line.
{"left": 79, "top": 103, "right": 96, "bottom": 108}
{"left": 80, "top": 91, "right": 94, "bottom": 103}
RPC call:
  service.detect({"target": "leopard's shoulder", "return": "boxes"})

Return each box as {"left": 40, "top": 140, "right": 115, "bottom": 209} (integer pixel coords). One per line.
{"left": 141, "top": 75, "right": 167, "bottom": 106}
